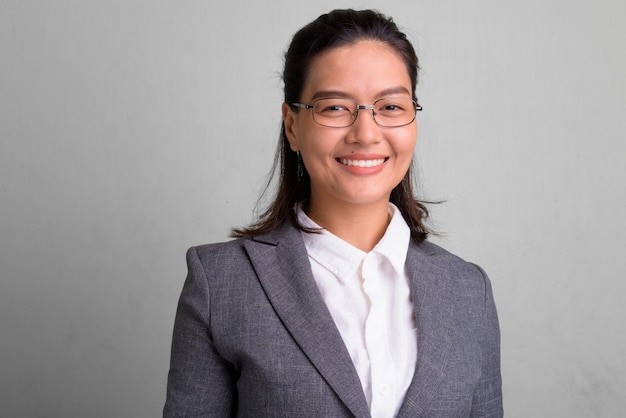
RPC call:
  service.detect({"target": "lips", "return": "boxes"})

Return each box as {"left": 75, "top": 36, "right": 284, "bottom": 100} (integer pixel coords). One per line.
{"left": 338, "top": 158, "right": 388, "bottom": 167}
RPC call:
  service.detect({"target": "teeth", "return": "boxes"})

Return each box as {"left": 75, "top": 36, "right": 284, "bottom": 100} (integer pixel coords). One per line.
{"left": 340, "top": 158, "right": 386, "bottom": 167}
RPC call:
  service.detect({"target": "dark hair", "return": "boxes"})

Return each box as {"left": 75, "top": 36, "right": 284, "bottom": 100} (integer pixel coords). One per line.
{"left": 231, "top": 9, "right": 432, "bottom": 242}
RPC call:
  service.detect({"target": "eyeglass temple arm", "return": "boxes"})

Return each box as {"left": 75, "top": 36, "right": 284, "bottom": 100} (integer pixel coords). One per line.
{"left": 290, "top": 103, "right": 313, "bottom": 109}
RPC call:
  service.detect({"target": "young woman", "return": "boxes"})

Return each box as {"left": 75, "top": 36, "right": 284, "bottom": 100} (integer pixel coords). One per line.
{"left": 164, "top": 9, "right": 502, "bottom": 418}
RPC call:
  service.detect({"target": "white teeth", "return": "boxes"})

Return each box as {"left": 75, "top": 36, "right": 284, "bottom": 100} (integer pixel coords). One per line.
{"left": 340, "top": 158, "right": 386, "bottom": 167}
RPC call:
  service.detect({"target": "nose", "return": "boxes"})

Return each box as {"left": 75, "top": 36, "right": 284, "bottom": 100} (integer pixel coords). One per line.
{"left": 346, "top": 107, "right": 381, "bottom": 145}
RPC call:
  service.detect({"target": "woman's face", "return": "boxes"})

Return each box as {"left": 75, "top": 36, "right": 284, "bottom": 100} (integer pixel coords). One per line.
{"left": 283, "top": 40, "right": 417, "bottom": 213}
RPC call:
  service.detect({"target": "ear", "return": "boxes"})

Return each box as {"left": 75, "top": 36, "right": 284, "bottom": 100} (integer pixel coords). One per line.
{"left": 282, "top": 102, "right": 300, "bottom": 152}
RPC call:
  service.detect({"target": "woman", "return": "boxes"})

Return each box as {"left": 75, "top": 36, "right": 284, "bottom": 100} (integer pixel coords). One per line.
{"left": 164, "top": 9, "right": 502, "bottom": 418}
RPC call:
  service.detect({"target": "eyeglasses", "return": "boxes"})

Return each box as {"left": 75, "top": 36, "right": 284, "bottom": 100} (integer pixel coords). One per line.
{"left": 290, "top": 97, "right": 422, "bottom": 128}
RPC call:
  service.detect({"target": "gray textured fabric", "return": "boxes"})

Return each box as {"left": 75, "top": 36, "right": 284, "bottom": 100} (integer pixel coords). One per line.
{"left": 164, "top": 222, "right": 502, "bottom": 417}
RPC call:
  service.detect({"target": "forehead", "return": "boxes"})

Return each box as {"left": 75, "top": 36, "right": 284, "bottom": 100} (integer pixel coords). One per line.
{"left": 301, "top": 40, "right": 412, "bottom": 101}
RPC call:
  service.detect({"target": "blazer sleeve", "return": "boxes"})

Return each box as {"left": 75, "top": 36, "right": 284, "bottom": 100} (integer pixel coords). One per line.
{"left": 163, "top": 247, "right": 236, "bottom": 417}
{"left": 470, "top": 264, "right": 503, "bottom": 417}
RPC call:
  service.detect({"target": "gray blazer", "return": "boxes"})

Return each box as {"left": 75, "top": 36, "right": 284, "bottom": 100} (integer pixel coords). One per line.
{"left": 164, "top": 221, "right": 502, "bottom": 417}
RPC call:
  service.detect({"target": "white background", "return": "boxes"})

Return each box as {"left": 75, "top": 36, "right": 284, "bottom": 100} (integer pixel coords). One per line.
{"left": 1, "top": 1, "right": 625, "bottom": 417}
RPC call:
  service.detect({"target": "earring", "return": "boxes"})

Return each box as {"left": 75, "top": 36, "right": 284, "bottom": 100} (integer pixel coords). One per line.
{"left": 296, "top": 151, "right": 303, "bottom": 178}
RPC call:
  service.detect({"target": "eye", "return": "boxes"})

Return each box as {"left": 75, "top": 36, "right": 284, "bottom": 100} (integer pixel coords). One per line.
{"left": 376, "top": 98, "right": 413, "bottom": 117}
{"left": 314, "top": 99, "right": 355, "bottom": 119}
{"left": 318, "top": 103, "right": 350, "bottom": 113}
{"left": 380, "top": 102, "right": 406, "bottom": 112}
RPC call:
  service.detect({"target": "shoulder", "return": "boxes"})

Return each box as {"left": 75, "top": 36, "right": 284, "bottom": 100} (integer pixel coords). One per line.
{"left": 409, "top": 239, "right": 492, "bottom": 301}
{"left": 189, "top": 238, "right": 247, "bottom": 261}
{"left": 187, "top": 221, "right": 302, "bottom": 271}
{"left": 413, "top": 240, "right": 486, "bottom": 275}
{"left": 184, "top": 238, "right": 253, "bottom": 283}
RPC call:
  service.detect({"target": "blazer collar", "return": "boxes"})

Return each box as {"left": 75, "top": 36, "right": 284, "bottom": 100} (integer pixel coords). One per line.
{"left": 243, "top": 222, "right": 371, "bottom": 418}
{"left": 396, "top": 240, "right": 455, "bottom": 418}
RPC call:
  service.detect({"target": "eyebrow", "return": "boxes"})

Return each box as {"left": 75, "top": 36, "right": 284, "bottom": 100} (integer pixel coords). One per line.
{"left": 310, "top": 86, "right": 412, "bottom": 102}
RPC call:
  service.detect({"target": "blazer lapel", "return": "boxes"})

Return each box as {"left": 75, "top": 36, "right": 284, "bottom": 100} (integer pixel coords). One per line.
{"left": 243, "top": 223, "right": 371, "bottom": 418}
{"left": 396, "top": 241, "right": 455, "bottom": 418}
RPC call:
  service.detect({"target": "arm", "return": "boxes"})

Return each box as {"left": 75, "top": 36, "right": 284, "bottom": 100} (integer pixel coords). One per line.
{"left": 470, "top": 265, "right": 503, "bottom": 418}
{"left": 163, "top": 247, "right": 237, "bottom": 417}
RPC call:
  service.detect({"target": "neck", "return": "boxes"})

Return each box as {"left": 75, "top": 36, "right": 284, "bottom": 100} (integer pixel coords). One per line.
{"left": 306, "top": 199, "right": 391, "bottom": 252}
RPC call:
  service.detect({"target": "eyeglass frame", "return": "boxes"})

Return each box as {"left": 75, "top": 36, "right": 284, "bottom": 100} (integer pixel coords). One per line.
{"left": 289, "top": 97, "right": 423, "bottom": 128}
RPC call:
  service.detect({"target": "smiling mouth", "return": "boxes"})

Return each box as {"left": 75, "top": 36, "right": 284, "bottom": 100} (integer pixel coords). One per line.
{"left": 338, "top": 158, "right": 388, "bottom": 167}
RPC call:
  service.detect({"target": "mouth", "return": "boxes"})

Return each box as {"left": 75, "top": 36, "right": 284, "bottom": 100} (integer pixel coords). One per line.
{"left": 337, "top": 157, "right": 388, "bottom": 168}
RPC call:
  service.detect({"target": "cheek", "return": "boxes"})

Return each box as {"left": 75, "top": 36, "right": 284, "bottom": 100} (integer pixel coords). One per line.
{"left": 394, "top": 131, "right": 418, "bottom": 160}
{"left": 298, "top": 137, "right": 330, "bottom": 173}
{"left": 299, "top": 131, "right": 341, "bottom": 160}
